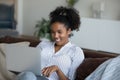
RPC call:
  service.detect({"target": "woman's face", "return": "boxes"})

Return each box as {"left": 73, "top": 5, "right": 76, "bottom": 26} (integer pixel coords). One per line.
{"left": 51, "top": 22, "right": 71, "bottom": 46}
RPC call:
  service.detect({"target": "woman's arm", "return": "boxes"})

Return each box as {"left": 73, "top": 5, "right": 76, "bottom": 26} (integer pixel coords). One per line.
{"left": 42, "top": 65, "right": 69, "bottom": 80}
{"left": 68, "top": 47, "right": 84, "bottom": 80}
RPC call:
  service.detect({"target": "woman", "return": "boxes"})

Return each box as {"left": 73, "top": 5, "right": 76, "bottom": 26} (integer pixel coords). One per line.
{"left": 1, "top": 6, "right": 84, "bottom": 80}
{"left": 36, "top": 6, "right": 85, "bottom": 80}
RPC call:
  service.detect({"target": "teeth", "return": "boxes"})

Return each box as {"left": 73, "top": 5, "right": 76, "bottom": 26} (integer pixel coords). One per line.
{"left": 55, "top": 38, "right": 60, "bottom": 42}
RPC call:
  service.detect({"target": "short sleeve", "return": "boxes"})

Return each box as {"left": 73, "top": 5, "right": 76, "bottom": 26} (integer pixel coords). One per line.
{"left": 68, "top": 47, "right": 85, "bottom": 80}
{"left": 36, "top": 41, "right": 51, "bottom": 49}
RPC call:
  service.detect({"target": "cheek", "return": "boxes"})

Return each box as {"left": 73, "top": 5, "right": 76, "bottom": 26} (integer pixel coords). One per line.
{"left": 51, "top": 33, "right": 64, "bottom": 39}
{"left": 61, "top": 33, "right": 69, "bottom": 39}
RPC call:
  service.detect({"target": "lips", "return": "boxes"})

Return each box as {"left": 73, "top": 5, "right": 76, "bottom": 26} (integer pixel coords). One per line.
{"left": 54, "top": 38, "right": 60, "bottom": 42}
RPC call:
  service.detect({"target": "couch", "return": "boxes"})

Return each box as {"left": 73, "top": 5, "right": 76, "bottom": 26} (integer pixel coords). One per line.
{"left": 0, "top": 36, "right": 118, "bottom": 80}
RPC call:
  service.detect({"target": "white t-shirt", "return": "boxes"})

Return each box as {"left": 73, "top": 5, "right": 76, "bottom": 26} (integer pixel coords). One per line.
{"left": 37, "top": 41, "right": 84, "bottom": 80}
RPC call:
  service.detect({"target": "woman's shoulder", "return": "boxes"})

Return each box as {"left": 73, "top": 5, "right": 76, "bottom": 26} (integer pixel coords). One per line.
{"left": 69, "top": 43, "right": 84, "bottom": 55}
{"left": 41, "top": 40, "right": 53, "bottom": 45}
{"left": 70, "top": 43, "right": 83, "bottom": 52}
{"left": 37, "top": 40, "right": 53, "bottom": 48}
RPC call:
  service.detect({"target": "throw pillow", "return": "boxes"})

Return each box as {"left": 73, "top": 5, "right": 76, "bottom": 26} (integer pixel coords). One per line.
{"left": 0, "top": 46, "right": 16, "bottom": 80}
{"left": 75, "top": 57, "right": 110, "bottom": 80}
{"left": 0, "top": 41, "right": 30, "bottom": 53}
{"left": 0, "top": 42, "right": 30, "bottom": 80}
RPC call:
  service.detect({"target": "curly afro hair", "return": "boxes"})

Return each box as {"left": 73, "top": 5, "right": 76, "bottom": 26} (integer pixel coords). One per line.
{"left": 49, "top": 6, "right": 81, "bottom": 31}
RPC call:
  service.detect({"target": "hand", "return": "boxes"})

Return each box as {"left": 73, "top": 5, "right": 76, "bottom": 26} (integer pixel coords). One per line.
{"left": 42, "top": 65, "right": 59, "bottom": 77}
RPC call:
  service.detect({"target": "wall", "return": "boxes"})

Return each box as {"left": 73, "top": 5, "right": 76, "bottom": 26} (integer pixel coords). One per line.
{"left": 74, "top": 0, "right": 120, "bottom": 20}
{"left": 22, "top": 0, "right": 66, "bottom": 35}
{"left": 17, "top": 0, "right": 120, "bottom": 53}
{"left": 0, "top": 0, "right": 14, "bottom": 5}
{"left": 70, "top": 18, "right": 120, "bottom": 54}
{"left": 21, "top": 0, "right": 120, "bottom": 35}
{"left": 16, "top": 0, "right": 23, "bottom": 34}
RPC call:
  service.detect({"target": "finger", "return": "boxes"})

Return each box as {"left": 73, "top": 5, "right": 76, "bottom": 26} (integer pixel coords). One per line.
{"left": 42, "top": 67, "right": 50, "bottom": 77}
{"left": 46, "top": 66, "right": 56, "bottom": 77}
{"left": 42, "top": 68, "right": 46, "bottom": 73}
{"left": 48, "top": 70, "right": 53, "bottom": 77}
{"left": 42, "top": 67, "right": 48, "bottom": 74}
{"left": 42, "top": 67, "right": 47, "bottom": 71}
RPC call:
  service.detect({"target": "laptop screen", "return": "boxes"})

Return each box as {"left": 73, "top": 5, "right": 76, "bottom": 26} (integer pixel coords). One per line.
{"left": 5, "top": 46, "right": 41, "bottom": 76}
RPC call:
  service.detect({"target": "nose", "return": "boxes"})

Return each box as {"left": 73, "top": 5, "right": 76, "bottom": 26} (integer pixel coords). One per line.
{"left": 54, "top": 33, "right": 59, "bottom": 38}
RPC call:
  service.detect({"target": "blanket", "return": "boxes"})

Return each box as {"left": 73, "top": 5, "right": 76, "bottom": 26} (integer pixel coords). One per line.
{"left": 85, "top": 55, "right": 120, "bottom": 80}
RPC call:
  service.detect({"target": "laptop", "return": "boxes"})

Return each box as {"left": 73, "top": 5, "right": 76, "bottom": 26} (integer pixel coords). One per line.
{"left": 5, "top": 46, "right": 42, "bottom": 76}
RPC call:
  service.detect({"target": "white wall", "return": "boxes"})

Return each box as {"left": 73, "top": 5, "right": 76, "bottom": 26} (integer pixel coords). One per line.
{"left": 21, "top": 0, "right": 120, "bottom": 35}
{"left": 74, "top": 0, "right": 120, "bottom": 20}
{"left": 16, "top": 0, "right": 23, "bottom": 34}
{"left": 22, "top": 0, "right": 67, "bottom": 36}
{"left": 0, "top": 0, "right": 14, "bottom": 5}
{"left": 70, "top": 18, "right": 120, "bottom": 54}
{"left": 16, "top": 0, "right": 120, "bottom": 53}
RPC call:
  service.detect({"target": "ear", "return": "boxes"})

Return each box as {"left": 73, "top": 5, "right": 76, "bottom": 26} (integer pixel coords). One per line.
{"left": 67, "top": 28, "right": 71, "bottom": 35}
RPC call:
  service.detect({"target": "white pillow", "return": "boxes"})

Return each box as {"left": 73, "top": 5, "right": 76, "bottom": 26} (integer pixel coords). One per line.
{"left": 0, "top": 42, "right": 30, "bottom": 80}
{"left": 0, "top": 41, "right": 30, "bottom": 79}
{"left": 0, "top": 48, "right": 16, "bottom": 80}
{"left": 0, "top": 42, "right": 30, "bottom": 54}
{"left": 0, "top": 42, "right": 41, "bottom": 75}
{"left": 3, "top": 45, "right": 41, "bottom": 75}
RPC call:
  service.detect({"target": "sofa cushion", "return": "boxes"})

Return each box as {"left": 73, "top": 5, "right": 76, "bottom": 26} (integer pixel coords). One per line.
{"left": 75, "top": 57, "right": 110, "bottom": 80}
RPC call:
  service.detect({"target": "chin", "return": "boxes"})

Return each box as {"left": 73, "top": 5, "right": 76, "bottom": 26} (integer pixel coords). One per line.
{"left": 55, "top": 42, "right": 62, "bottom": 46}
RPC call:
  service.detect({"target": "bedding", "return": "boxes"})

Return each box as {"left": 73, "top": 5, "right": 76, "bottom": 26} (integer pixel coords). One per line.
{"left": 85, "top": 55, "right": 120, "bottom": 80}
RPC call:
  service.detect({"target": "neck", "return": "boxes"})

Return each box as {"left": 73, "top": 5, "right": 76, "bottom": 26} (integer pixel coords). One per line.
{"left": 54, "top": 41, "right": 69, "bottom": 53}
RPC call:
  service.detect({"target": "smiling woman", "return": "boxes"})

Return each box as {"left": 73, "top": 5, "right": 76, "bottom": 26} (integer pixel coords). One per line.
{"left": 36, "top": 6, "right": 84, "bottom": 80}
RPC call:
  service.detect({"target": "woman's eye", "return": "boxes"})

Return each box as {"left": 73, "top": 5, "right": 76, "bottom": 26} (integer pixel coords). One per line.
{"left": 58, "top": 31, "right": 62, "bottom": 34}
{"left": 51, "top": 30, "right": 62, "bottom": 34}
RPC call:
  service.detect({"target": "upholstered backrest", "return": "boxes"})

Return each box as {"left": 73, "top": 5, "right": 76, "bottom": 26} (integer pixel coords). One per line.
{"left": 83, "top": 48, "right": 118, "bottom": 58}
{"left": 0, "top": 36, "right": 40, "bottom": 47}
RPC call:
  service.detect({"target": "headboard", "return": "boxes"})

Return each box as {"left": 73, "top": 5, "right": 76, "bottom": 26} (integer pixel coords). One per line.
{"left": 0, "top": 4, "right": 16, "bottom": 29}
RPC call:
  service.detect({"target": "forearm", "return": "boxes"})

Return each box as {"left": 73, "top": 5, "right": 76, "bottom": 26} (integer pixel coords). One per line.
{"left": 56, "top": 67, "right": 69, "bottom": 80}
{"left": 42, "top": 65, "right": 69, "bottom": 80}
